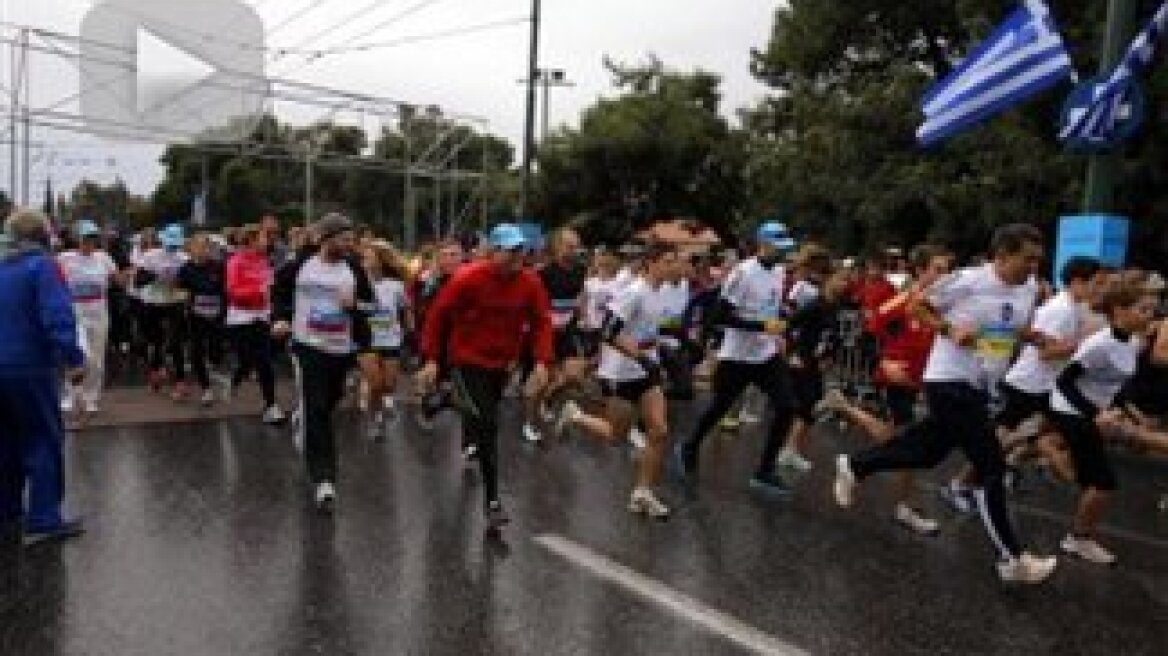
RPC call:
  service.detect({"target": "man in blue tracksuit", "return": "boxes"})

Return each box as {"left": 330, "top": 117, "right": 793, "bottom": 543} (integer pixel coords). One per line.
{"left": 0, "top": 208, "right": 87, "bottom": 546}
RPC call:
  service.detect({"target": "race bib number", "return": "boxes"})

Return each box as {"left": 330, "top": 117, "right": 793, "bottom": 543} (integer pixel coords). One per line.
{"left": 71, "top": 280, "right": 104, "bottom": 303}
{"left": 193, "top": 294, "right": 222, "bottom": 319}
{"left": 976, "top": 323, "right": 1017, "bottom": 362}
{"left": 307, "top": 301, "right": 348, "bottom": 336}
{"left": 370, "top": 312, "right": 400, "bottom": 348}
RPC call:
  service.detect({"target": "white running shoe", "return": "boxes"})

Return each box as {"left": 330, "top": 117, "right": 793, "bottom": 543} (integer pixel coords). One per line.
{"left": 894, "top": 503, "right": 940, "bottom": 535}
{"left": 815, "top": 388, "right": 850, "bottom": 417}
{"left": 777, "top": 448, "right": 813, "bottom": 473}
{"left": 200, "top": 389, "right": 215, "bottom": 406}
{"left": 628, "top": 427, "right": 647, "bottom": 451}
{"left": 555, "top": 400, "right": 582, "bottom": 438}
{"left": 833, "top": 455, "right": 857, "bottom": 508}
{"left": 522, "top": 422, "right": 543, "bottom": 443}
{"left": 628, "top": 488, "right": 671, "bottom": 520}
{"left": 262, "top": 405, "right": 286, "bottom": 425}
{"left": 83, "top": 399, "right": 100, "bottom": 414}
{"left": 997, "top": 553, "right": 1058, "bottom": 584}
{"left": 61, "top": 395, "right": 76, "bottom": 413}
{"left": 462, "top": 444, "right": 480, "bottom": 468}
{"left": 314, "top": 481, "right": 337, "bottom": 513}
{"left": 1060, "top": 535, "right": 1117, "bottom": 565}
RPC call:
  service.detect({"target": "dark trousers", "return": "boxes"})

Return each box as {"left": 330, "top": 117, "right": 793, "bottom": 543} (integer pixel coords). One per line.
{"left": 188, "top": 316, "right": 224, "bottom": 390}
{"left": 230, "top": 321, "right": 276, "bottom": 408}
{"left": 450, "top": 366, "right": 508, "bottom": 505}
{"left": 660, "top": 341, "right": 696, "bottom": 400}
{"left": 292, "top": 344, "right": 352, "bottom": 485}
{"left": 143, "top": 303, "right": 187, "bottom": 380}
{"left": 685, "top": 356, "right": 796, "bottom": 476}
{"left": 851, "top": 382, "right": 1021, "bottom": 559}
{"left": 0, "top": 374, "right": 65, "bottom": 530}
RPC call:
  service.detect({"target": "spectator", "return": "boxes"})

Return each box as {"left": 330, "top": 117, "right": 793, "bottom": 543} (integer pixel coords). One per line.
{"left": 0, "top": 208, "right": 87, "bottom": 546}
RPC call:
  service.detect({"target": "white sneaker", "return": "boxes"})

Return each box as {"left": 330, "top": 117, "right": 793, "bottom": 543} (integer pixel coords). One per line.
{"left": 833, "top": 455, "right": 857, "bottom": 508}
{"left": 777, "top": 449, "right": 813, "bottom": 473}
{"left": 83, "top": 400, "right": 100, "bottom": 414}
{"left": 997, "top": 553, "right": 1058, "bottom": 584}
{"left": 738, "top": 410, "right": 760, "bottom": 424}
{"left": 200, "top": 389, "right": 215, "bottom": 406}
{"left": 555, "top": 400, "right": 582, "bottom": 438}
{"left": 815, "top": 388, "right": 850, "bottom": 417}
{"left": 628, "top": 488, "right": 670, "bottom": 519}
{"left": 61, "top": 395, "right": 76, "bottom": 413}
{"left": 628, "top": 427, "right": 647, "bottom": 451}
{"left": 1060, "top": 535, "right": 1117, "bottom": 565}
{"left": 522, "top": 422, "right": 543, "bottom": 443}
{"left": 894, "top": 503, "right": 939, "bottom": 535}
{"left": 262, "top": 405, "right": 286, "bottom": 425}
{"left": 314, "top": 481, "right": 336, "bottom": 512}
{"left": 462, "top": 444, "right": 480, "bottom": 468}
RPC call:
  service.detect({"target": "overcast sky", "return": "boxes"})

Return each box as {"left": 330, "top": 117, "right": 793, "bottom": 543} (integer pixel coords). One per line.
{"left": 1, "top": 0, "right": 779, "bottom": 201}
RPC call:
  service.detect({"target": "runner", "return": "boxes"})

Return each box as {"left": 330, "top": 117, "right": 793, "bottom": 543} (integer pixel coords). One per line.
{"left": 225, "top": 224, "right": 283, "bottom": 424}
{"left": 418, "top": 224, "right": 553, "bottom": 531}
{"left": 555, "top": 243, "right": 680, "bottom": 518}
{"left": 177, "top": 233, "right": 227, "bottom": 406}
{"left": 1049, "top": 272, "right": 1159, "bottom": 565}
{"left": 359, "top": 240, "right": 411, "bottom": 440}
{"left": 833, "top": 224, "right": 1058, "bottom": 584}
{"left": 135, "top": 224, "right": 190, "bottom": 399}
{"left": 57, "top": 220, "right": 121, "bottom": 414}
{"left": 676, "top": 221, "right": 798, "bottom": 493}
{"left": 817, "top": 244, "right": 954, "bottom": 534}
{"left": 524, "top": 227, "right": 589, "bottom": 443}
{"left": 411, "top": 239, "right": 465, "bottom": 430}
{"left": 272, "top": 214, "right": 375, "bottom": 513}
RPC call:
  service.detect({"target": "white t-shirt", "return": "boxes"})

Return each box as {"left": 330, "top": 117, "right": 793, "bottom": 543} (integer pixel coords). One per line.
{"left": 1004, "top": 291, "right": 1087, "bottom": 394}
{"left": 717, "top": 258, "right": 786, "bottom": 364}
{"left": 923, "top": 263, "right": 1038, "bottom": 390}
{"left": 582, "top": 275, "right": 621, "bottom": 330}
{"left": 293, "top": 256, "right": 358, "bottom": 356}
{"left": 597, "top": 277, "right": 668, "bottom": 382}
{"left": 137, "top": 248, "right": 188, "bottom": 306}
{"left": 1050, "top": 327, "right": 1140, "bottom": 416}
{"left": 370, "top": 278, "right": 408, "bottom": 351}
{"left": 58, "top": 250, "right": 117, "bottom": 316}
{"left": 657, "top": 279, "right": 690, "bottom": 345}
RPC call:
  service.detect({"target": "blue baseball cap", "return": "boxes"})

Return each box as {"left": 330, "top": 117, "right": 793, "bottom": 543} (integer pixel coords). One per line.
{"left": 160, "top": 224, "right": 186, "bottom": 249}
{"left": 77, "top": 219, "right": 101, "bottom": 238}
{"left": 487, "top": 223, "right": 528, "bottom": 251}
{"left": 757, "top": 221, "right": 796, "bottom": 250}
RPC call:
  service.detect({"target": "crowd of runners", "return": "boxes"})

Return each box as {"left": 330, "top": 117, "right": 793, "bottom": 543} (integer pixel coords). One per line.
{"left": 14, "top": 206, "right": 1168, "bottom": 584}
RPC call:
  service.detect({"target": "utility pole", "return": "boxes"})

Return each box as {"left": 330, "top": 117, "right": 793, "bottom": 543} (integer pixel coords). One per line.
{"left": 1083, "top": 0, "right": 1140, "bottom": 213}
{"left": 519, "top": 0, "right": 541, "bottom": 218}
{"left": 403, "top": 115, "right": 417, "bottom": 250}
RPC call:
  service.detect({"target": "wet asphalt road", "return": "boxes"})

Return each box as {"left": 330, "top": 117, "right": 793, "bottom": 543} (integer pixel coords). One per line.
{"left": 2, "top": 399, "right": 1167, "bottom": 656}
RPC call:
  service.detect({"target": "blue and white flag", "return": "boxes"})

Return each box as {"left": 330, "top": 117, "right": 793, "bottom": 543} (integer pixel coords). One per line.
{"left": 1059, "top": 0, "right": 1168, "bottom": 147}
{"left": 918, "top": 0, "right": 1075, "bottom": 147}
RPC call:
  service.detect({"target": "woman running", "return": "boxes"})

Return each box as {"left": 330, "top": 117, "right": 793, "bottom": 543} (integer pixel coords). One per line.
{"left": 177, "top": 233, "right": 227, "bottom": 406}
{"left": 225, "top": 224, "right": 283, "bottom": 424}
{"left": 58, "top": 220, "right": 121, "bottom": 414}
{"left": 360, "top": 240, "right": 412, "bottom": 439}
{"left": 135, "top": 224, "right": 190, "bottom": 398}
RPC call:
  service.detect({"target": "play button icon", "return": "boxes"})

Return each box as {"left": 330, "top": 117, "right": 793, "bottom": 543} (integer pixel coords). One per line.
{"left": 80, "top": 0, "right": 268, "bottom": 142}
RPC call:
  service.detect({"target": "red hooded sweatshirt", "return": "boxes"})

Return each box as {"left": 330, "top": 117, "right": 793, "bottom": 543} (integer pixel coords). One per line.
{"left": 422, "top": 260, "right": 553, "bottom": 370}
{"left": 225, "top": 248, "right": 272, "bottom": 312}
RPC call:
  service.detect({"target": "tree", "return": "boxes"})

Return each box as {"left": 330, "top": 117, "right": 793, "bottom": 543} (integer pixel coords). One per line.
{"left": 535, "top": 56, "right": 748, "bottom": 244}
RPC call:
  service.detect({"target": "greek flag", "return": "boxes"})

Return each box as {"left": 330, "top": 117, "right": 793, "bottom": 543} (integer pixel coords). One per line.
{"left": 918, "top": 0, "right": 1074, "bottom": 147}
{"left": 1059, "top": 1, "right": 1168, "bottom": 146}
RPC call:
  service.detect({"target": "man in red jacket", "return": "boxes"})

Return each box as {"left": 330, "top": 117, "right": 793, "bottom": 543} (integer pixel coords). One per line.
{"left": 419, "top": 224, "right": 553, "bottom": 530}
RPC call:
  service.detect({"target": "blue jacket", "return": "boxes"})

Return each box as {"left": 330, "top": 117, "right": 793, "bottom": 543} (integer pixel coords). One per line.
{"left": 0, "top": 238, "right": 85, "bottom": 374}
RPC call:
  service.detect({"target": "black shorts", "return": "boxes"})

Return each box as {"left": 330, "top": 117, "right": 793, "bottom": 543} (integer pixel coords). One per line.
{"left": 1050, "top": 411, "right": 1117, "bottom": 491}
{"left": 995, "top": 382, "right": 1050, "bottom": 432}
{"left": 371, "top": 347, "right": 402, "bottom": 360}
{"left": 882, "top": 384, "right": 919, "bottom": 428}
{"left": 791, "top": 366, "right": 825, "bottom": 422}
{"left": 554, "top": 326, "right": 595, "bottom": 361}
{"left": 600, "top": 377, "right": 656, "bottom": 403}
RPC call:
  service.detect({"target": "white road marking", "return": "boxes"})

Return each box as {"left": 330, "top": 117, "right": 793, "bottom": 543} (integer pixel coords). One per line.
{"left": 533, "top": 534, "right": 810, "bottom": 656}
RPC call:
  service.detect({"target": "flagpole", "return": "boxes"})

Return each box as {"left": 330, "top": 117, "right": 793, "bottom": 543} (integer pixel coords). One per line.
{"left": 1082, "top": 0, "right": 1140, "bottom": 212}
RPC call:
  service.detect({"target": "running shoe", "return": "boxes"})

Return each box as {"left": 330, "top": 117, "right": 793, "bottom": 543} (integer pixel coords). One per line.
{"left": 997, "top": 553, "right": 1058, "bottom": 584}
{"left": 200, "top": 389, "right": 215, "bottom": 407}
{"left": 83, "top": 399, "right": 100, "bottom": 414}
{"left": 462, "top": 444, "right": 480, "bottom": 467}
{"left": 719, "top": 415, "right": 740, "bottom": 432}
{"left": 628, "top": 427, "right": 647, "bottom": 451}
{"left": 894, "top": 504, "right": 940, "bottom": 535}
{"left": 833, "top": 455, "right": 857, "bottom": 508}
{"left": 60, "top": 394, "right": 76, "bottom": 414}
{"left": 485, "top": 500, "right": 511, "bottom": 530}
{"left": 262, "top": 405, "right": 287, "bottom": 426}
{"left": 555, "top": 400, "right": 582, "bottom": 438}
{"left": 170, "top": 382, "right": 191, "bottom": 402}
{"left": 777, "top": 448, "right": 813, "bottom": 473}
{"left": 815, "top": 388, "right": 850, "bottom": 418}
{"left": 628, "top": 488, "right": 671, "bottom": 520}
{"left": 23, "top": 518, "right": 85, "bottom": 547}
{"left": 738, "top": 410, "right": 760, "bottom": 424}
{"left": 314, "top": 481, "right": 336, "bottom": 514}
{"left": 1060, "top": 535, "right": 1117, "bottom": 565}
{"left": 938, "top": 482, "right": 976, "bottom": 514}
{"left": 749, "top": 471, "right": 793, "bottom": 495}
{"left": 522, "top": 422, "right": 544, "bottom": 444}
